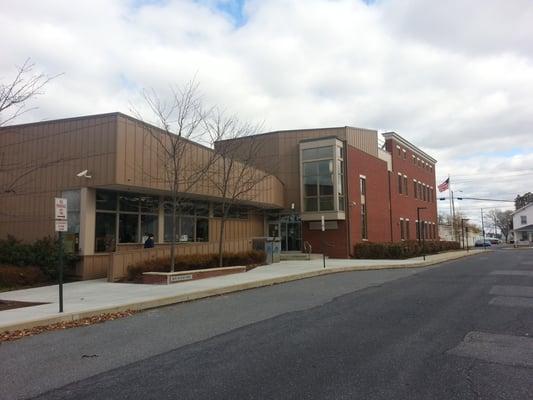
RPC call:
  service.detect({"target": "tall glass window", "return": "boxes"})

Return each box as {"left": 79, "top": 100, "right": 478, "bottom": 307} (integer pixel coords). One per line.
{"left": 360, "top": 177, "right": 368, "bottom": 240}
{"left": 303, "top": 154, "right": 334, "bottom": 212}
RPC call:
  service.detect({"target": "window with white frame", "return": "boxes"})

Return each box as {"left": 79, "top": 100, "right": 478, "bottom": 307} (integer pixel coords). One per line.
{"left": 301, "top": 142, "right": 344, "bottom": 213}
{"left": 521, "top": 215, "right": 527, "bottom": 225}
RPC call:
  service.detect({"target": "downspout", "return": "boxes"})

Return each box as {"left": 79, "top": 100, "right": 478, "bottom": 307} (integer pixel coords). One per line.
{"left": 388, "top": 170, "right": 394, "bottom": 242}
{"left": 343, "top": 140, "right": 351, "bottom": 257}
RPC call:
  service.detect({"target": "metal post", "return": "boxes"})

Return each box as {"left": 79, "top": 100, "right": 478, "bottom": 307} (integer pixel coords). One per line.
{"left": 461, "top": 219, "right": 464, "bottom": 249}
{"left": 321, "top": 215, "right": 326, "bottom": 269}
{"left": 422, "top": 223, "right": 426, "bottom": 261}
{"left": 58, "top": 231, "right": 64, "bottom": 313}
{"left": 481, "top": 208, "right": 486, "bottom": 251}
{"left": 417, "top": 207, "right": 427, "bottom": 260}
{"left": 417, "top": 208, "right": 421, "bottom": 245}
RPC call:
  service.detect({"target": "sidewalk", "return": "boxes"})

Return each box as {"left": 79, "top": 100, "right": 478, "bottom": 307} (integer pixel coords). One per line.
{"left": 0, "top": 250, "right": 483, "bottom": 333}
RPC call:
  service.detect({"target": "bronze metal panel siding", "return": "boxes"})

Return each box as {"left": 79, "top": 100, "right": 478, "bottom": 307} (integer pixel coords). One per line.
{"left": 114, "top": 115, "right": 284, "bottom": 208}
{"left": 346, "top": 127, "right": 378, "bottom": 157}
{"left": 0, "top": 114, "right": 118, "bottom": 241}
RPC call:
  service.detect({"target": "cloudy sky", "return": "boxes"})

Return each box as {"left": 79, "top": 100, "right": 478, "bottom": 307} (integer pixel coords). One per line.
{"left": 1, "top": 0, "right": 532, "bottom": 226}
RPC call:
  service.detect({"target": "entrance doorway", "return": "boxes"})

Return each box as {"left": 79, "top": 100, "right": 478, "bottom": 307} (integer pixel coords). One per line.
{"left": 281, "top": 220, "right": 302, "bottom": 251}
{"left": 267, "top": 214, "right": 302, "bottom": 252}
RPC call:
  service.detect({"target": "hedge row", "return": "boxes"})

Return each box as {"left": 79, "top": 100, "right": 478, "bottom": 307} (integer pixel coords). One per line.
{"left": 127, "top": 250, "right": 266, "bottom": 282}
{"left": 0, "top": 265, "right": 49, "bottom": 288}
{"left": 353, "top": 240, "right": 460, "bottom": 259}
{"left": 0, "top": 236, "right": 78, "bottom": 284}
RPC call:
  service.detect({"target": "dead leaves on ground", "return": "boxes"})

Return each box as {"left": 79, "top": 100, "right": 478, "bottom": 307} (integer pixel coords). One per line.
{"left": 0, "top": 310, "right": 138, "bottom": 343}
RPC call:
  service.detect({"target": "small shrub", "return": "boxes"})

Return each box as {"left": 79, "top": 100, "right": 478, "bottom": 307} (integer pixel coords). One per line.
{"left": 353, "top": 240, "right": 460, "bottom": 259}
{"left": 0, "top": 265, "right": 49, "bottom": 287}
{"left": 0, "top": 236, "right": 78, "bottom": 280}
{"left": 127, "top": 250, "right": 266, "bottom": 282}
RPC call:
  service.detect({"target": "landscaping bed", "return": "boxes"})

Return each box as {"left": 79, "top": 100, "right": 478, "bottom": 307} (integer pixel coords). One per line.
{"left": 127, "top": 250, "right": 266, "bottom": 282}
{"left": 0, "top": 236, "right": 78, "bottom": 291}
{"left": 353, "top": 240, "right": 460, "bottom": 259}
{"left": 143, "top": 266, "right": 248, "bottom": 285}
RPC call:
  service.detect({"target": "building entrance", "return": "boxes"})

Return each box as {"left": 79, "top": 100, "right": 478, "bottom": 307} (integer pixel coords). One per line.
{"left": 281, "top": 219, "right": 302, "bottom": 252}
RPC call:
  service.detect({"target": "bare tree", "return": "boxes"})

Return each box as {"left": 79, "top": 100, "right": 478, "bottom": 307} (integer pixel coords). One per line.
{"left": 0, "top": 59, "right": 65, "bottom": 198}
{"left": 487, "top": 209, "right": 513, "bottom": 242}
{"left": 131, "top": 80, "right": 216, "bottom": 272}
{"left": 0, "top": 58, "right": 60, "bottom": 127}
{"left": 206, "top": 110, "right": 270, "bottom": 267}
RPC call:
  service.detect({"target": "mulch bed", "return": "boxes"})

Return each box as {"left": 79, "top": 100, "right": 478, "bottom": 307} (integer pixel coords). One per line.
{"left": 0, "top": 300, "right": 47, "bottom": 311}
{"left": 0, "top": 310, "right": 138, "bottom": 343}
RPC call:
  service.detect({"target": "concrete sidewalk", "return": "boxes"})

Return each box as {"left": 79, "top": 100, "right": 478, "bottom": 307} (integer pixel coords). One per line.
{"left": 0, "top": 250, "right": 484, "bottom": 333}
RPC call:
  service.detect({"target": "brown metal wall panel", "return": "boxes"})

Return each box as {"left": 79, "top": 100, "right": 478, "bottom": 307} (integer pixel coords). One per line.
{"left": 0, "top": 114, "right": 118, "bottom": 242}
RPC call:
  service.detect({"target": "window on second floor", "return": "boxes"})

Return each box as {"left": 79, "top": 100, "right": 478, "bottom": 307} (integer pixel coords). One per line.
{"left": 521, "top": 215, "right": 527, "bottom": 225}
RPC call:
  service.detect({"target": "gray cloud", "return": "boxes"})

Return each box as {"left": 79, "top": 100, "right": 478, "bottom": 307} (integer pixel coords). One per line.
{"left": 1, "top": 0, "right": 532, "bottom": 224}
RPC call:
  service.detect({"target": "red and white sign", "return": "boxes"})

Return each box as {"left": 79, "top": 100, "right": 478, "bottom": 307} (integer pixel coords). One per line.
{"left": 55, "top": 220, "right": 68, "bottom": 232}
{"left": 55, "top": 198, "right": 68, "bottom": 220}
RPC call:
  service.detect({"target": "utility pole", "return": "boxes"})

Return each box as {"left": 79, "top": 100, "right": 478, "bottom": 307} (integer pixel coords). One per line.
{"left": 451, "top": 190, "right": 456, "bottom": 241}
{"left": 481, "top": 208, "right": 486, "bottom": 251}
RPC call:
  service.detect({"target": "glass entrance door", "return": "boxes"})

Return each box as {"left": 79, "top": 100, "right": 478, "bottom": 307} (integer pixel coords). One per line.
{"left": 280, "top": 215, "right": 302, "bottom": 252}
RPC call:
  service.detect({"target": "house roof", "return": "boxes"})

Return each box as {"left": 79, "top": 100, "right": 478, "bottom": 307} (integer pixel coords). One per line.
{"left": 512, "top": 202, "right": 533, "bottom": 215}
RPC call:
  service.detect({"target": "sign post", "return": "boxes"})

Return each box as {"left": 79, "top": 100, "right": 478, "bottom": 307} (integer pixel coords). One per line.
{"left": 321, "top": 216, "right": 326, "bottom": 269}
{"left": 55, "top": 198, "right": 67, "bottom": 313}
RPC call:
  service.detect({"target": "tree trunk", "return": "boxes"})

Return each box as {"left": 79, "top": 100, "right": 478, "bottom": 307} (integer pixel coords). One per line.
{"left": 170, "top": 190, "right": 177, "bottom": 272}
{"left": 218, "top": 214, "right": 226, "bottom": 268}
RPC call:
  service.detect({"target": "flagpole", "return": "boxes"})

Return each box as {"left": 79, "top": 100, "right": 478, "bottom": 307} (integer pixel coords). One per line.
{"left": 448, "top": 174, "right": 453, "bottom": 240}
{"left": 451, "top": 176, "right": 456, "bottom": 241}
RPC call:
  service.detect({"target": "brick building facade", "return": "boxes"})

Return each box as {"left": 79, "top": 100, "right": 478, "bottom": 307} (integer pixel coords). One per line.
{"left": 0, "top": 114, "right": 438, "bottom": 279}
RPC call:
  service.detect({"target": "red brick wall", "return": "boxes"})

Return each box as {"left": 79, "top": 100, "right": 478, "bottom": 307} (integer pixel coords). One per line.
{"left": 302, "top": 220, "right": 349, "bottom": 258}
{"left": 385, "top": 138, "right": 438, "bottom": 242}
{"left": 300, "top": 138, "right": 438, "bottom": 258}
{"left": 301, "top": 144, "right": 393, "bottom": 258}
{"left": 346, "top": 145, "right": 392, "bottom": 253}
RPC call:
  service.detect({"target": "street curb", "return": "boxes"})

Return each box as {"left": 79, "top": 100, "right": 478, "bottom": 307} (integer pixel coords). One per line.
{"left": 0, "top": 250, "right": 484, "bottom": 334}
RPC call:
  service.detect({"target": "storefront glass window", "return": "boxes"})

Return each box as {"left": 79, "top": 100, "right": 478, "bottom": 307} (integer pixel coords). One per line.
{"left": 96, "top": 190, "right": 117, "bottom": 211}
{"left": 119, "top": 193, "right": 139, "bottom": 212}
{"left": 141, "top": 214, "right": 158, "bottom": 241}
{"left": 119, "top": 214, "right": 139, "bottom": 243}
{"left": 95, "top": 213, "right": 116, "bottom": 252}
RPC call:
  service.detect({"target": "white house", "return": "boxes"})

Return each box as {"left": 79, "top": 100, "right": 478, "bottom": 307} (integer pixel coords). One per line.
{"left": 512, "top": 203, "right": 533, "bottom": 245}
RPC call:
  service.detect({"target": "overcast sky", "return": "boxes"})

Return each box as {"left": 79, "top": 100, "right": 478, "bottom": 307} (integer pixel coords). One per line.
{"left": 1, "top": 0, "right": 532, "bottom": 226}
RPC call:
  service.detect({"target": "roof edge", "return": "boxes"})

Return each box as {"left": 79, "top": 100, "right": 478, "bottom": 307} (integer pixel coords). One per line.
{"left": 382, "top": 131, "right": 437, "bottom": 163}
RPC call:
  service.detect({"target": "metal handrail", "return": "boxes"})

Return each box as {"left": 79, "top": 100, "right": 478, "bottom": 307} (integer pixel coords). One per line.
{"left": 303, "top": 241, "right": 312, "bottom": 260}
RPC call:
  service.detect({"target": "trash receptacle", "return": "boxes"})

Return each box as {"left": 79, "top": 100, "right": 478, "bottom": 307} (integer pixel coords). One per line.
{"left": 252, "top": 237, "right": 281, "bottom": 264}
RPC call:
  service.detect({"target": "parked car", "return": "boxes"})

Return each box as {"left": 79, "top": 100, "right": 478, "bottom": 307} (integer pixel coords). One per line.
{"left": 488, "top": 238, "right": 501, "bottom": 245}
{"left": 475, "top": 239, "right": 492, "bottom": 247}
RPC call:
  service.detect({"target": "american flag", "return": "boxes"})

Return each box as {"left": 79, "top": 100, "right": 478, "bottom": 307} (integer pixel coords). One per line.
{"left": 438, "top": 177, "right": 450, "bottom": 192}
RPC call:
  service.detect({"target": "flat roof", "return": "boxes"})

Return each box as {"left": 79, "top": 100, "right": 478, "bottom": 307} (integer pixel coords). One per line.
{"left": 215, "top": 125, "right": 377, "bottom": 143}
{"left": 382, "top": 131, "right": 437, "bottom": 164}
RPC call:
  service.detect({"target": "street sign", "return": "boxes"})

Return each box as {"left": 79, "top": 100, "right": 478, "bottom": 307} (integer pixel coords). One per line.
{"left": 55, "top": 198, "right": 68, "bottom": 220}
{"left": 321, "top": 215, "right": 325, "bottom": 232}
{"left": 55, "top": 220, "right": 68, "bottom": 232}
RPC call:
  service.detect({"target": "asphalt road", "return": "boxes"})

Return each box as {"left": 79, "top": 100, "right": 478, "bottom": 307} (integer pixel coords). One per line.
{"left": 2, "top": 249, "right": 533, "bottom": 399}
